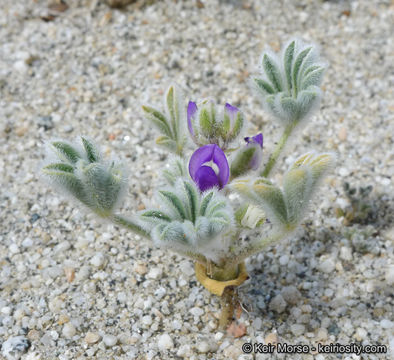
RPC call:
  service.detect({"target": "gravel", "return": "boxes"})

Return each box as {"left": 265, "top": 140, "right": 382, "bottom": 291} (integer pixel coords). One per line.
{"left": 0, "top": 0, "right": 393, "bottom": 359}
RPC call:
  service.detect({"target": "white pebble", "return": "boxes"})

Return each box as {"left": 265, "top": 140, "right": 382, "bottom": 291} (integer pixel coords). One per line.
{"left": 355, "top": 327, "right": 367, "bottom": 341}
{"left": 281, "top": 286, "right": 302, "bottom": 305}
{"left": 62, "top": 323, "right": 76, "bottom": 338}
{"left": 90, "top": 252, "right": 105, "bottom": 268}
{"left": 179, "top": 260, "right": 195, "bottom": 276}
{"left": 269, "top": 294, "right": 287, "bottom": 313}
{"left": 380, "top": 319, "right": 393, "bottom": 329}
{"left": 290, "top": 324, "right": 305, "bottom": 336}
{"left": 142, "top": 315, "right": 153, "bottom": 326}
{"left": 9, "top": 243, "right": 19, "bottom": 255}
{"left": 340, "top": 246, "right": 353, "bottom": 261}
{"left": 279, "top": 255, "right": 289, "bottom": 266}
{"left": 197, "top": 341, "right": 210, "bottom": 353}
{"left": 190, "top": 307, "right": 204, "bottom": 317}
{"left": 147, "top": 267, "right": 163, "bottom": 280}
{"left": 22, "top": 237, "right": 33, "bottom": 247}
{"left": 103, "top": 334, "right": 117, "bottom": 347}
{"left": 319, "top": 257, "right": 336, "bottom": 273}
{"left": 157, "top": 334, "right": 174, "bottom": 351}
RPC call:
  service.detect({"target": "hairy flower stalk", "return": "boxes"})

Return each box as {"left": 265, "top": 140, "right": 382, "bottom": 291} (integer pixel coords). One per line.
{"left": 42, "top": 39, "right": 335, "bottom": 332}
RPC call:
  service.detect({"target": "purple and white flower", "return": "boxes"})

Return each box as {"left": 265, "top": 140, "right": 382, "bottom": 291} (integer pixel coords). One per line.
{"left": 244, "top": 133, "right": 263, "bottom": 170}
{"left": 189, "top": 144, "right": 229, "bottom": 191}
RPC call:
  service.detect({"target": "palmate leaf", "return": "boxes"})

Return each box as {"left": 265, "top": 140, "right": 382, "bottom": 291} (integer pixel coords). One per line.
{"left": 231, "top": 152, "right": 334, "bottom": 230}
{"left": 139, "top": 179, "right": 234, "bottom": 251}
{"left": 79, "top": 162, "right": 124, "bottom": 216}
{"left": 142, "top": 84, "right": 186, "bottom": 154}
{"left": 230, "top": 178, "right": 288, "bottom": 227}
{"left": 254, "top": 39, "right": 325, "bottom": 124}
{"left": 283, "top": 152, "right": 335, "bottom": 226}
{"left": 43, "top": 137, "right": 127, "bottom": 218}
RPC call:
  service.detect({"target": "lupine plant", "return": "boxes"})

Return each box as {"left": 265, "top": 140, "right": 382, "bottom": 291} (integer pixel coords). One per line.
{"left": 42, "top": 39, "right": 335, "bottom": 329}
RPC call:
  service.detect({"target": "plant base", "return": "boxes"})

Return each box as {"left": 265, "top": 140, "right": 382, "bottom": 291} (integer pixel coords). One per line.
{"left": 195, "top": 262, "right": 249, "bottom": 330}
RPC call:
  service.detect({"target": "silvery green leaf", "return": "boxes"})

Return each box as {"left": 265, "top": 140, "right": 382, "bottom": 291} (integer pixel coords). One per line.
{"left": 254, "top": 78, "right": 275, "bottom": 95}
{"left": 252, "top": 178, "right": 288, "bottom": 226}
{"left": 284, "top": 40, "right": 295, "bottom": 91}
{"left": 43, "top": 165, "right": 88, "bottom": 205}
{"left": 300, "top": 67, "right": 325, "bottom": 90}
{"left": 283, "top": 152, "right": 335, "bottom": 226}
{"left": 280, "top": 95, "right": 299, "bottom": 122}
{"left": 79, "top": 162, "right": 124, "bottom": 216}
{"left": 199, "top": 191, "right": 214, "bottom": 216}
{"left": 140, "top": 210, "right": 172, "bottom": 224}
{"left": 292, "top": 46, "right": 312, "bottom": 96}
{"left": 158, "top": 190, "right": 187, "bottom": 220}
{"left": 283, "top": 168, "right": 312, "bottom": 226}
{"left": 230, "top": 146, "right": 257, "bottom": 178}
{"left": 155, "top": 135, "right": 177, "bottom": 152}
{"left": 230, "top": 178, "right": 287, "bottom": 227}
{"left": 297, "top": 86, "right": 321, "bottom": 119}
{"left": 51, "top": 141, "right": 81, "bottom": 164}
{"left": 263, "top": 54, "right": 283, "bottom": 92}
{"left": 162, "top": 157, "right": 187, "bottom": 186}
{"left": 154, "top": 221, "right": 188, "bottom": 245}
{"left": 176, "top": 179, "right": 199, "bottom": 223}
{"left": 44, "top": 163, "right": 74, "bottom": 173}
{"left": 166, "top": 85, "right": 180, "bottom": 140}
{"left": 142, "top": 105, "right": 172, "bottom": 137}
{"left": 81, "top": 137, "right": 101, "bottom": 163}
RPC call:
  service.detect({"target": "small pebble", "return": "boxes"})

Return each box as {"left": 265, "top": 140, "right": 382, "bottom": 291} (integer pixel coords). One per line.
{"left": 146, "top": 267, "right": 162, "bottom": 280}
{"left": 197, "top": 341, "right": 210, "bottom": 353}
{"left": 62, "top": 323, "right": 76, "bottom": 338}
{"left": 290, "top": 324, "right": 305, "bottom": 336}
{"left": 319, "top": 257, "right": 336, "bottom": 273}
{"left": 103, "top": 334, "right": 117, "bottom": 347}
{"left": 190, "top": 307, "right": 204, "bottom": 317}
{"left": 269, "top": 294, "right": 287, "bottom": 313}
{"left": 157, "top": 334, "right": 174, "bottom": 351}
{"left": 281, "top": 286, "right": 302, "bottom": 305}
{"left": 90, "top": 252, "right": 105, "bottom": 268}
{"left": 85, "top": 332, "right": 101, "bottom": 344}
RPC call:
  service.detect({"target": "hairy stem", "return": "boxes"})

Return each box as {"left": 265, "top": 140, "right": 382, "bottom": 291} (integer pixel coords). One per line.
{"left": 219, "top": 286, "right": 238, "bottom": 330}
{"left": 260, "top": 122, "right": 296, "bottom": 178}
{"left": 111, "top": 214, "right": 150, "bottom": 238}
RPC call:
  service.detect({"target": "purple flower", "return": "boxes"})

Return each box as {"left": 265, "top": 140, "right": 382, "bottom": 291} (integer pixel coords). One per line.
{"left": 224, "top": 103, "right": 240, "bottom": 119}
{"left": 189, "top": 144, "right": 229, "bottom": 191}
{"left": 187, "top": 101, "right": 198, "bottom": 138}
{"left": 244, "top": 133, "right": 263, "bottom": 170}
{"left": 244, "top": 133, "right": 263, "bottom": 148}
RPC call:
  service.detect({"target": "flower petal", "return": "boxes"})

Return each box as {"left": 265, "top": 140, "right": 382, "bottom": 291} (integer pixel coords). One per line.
{"left": 189, "top": 144, "right": 217, "bottom": 181}
{"left": 187, "top": 101, "right": 198, "bottom": 136}
{"left": 212, "top": 145, "right": 230, "bottom": 187}
{"left": 195, "top": 166, "right": 219, "bottom": 191}
{"left": 245, "top": 133, "right": 263, "bottom": 148}
{"left": 225, "top": 103, "right": 239, "bottom": 120}
{"left": 189, "top": 144, "right": 229, "bottom": 190}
